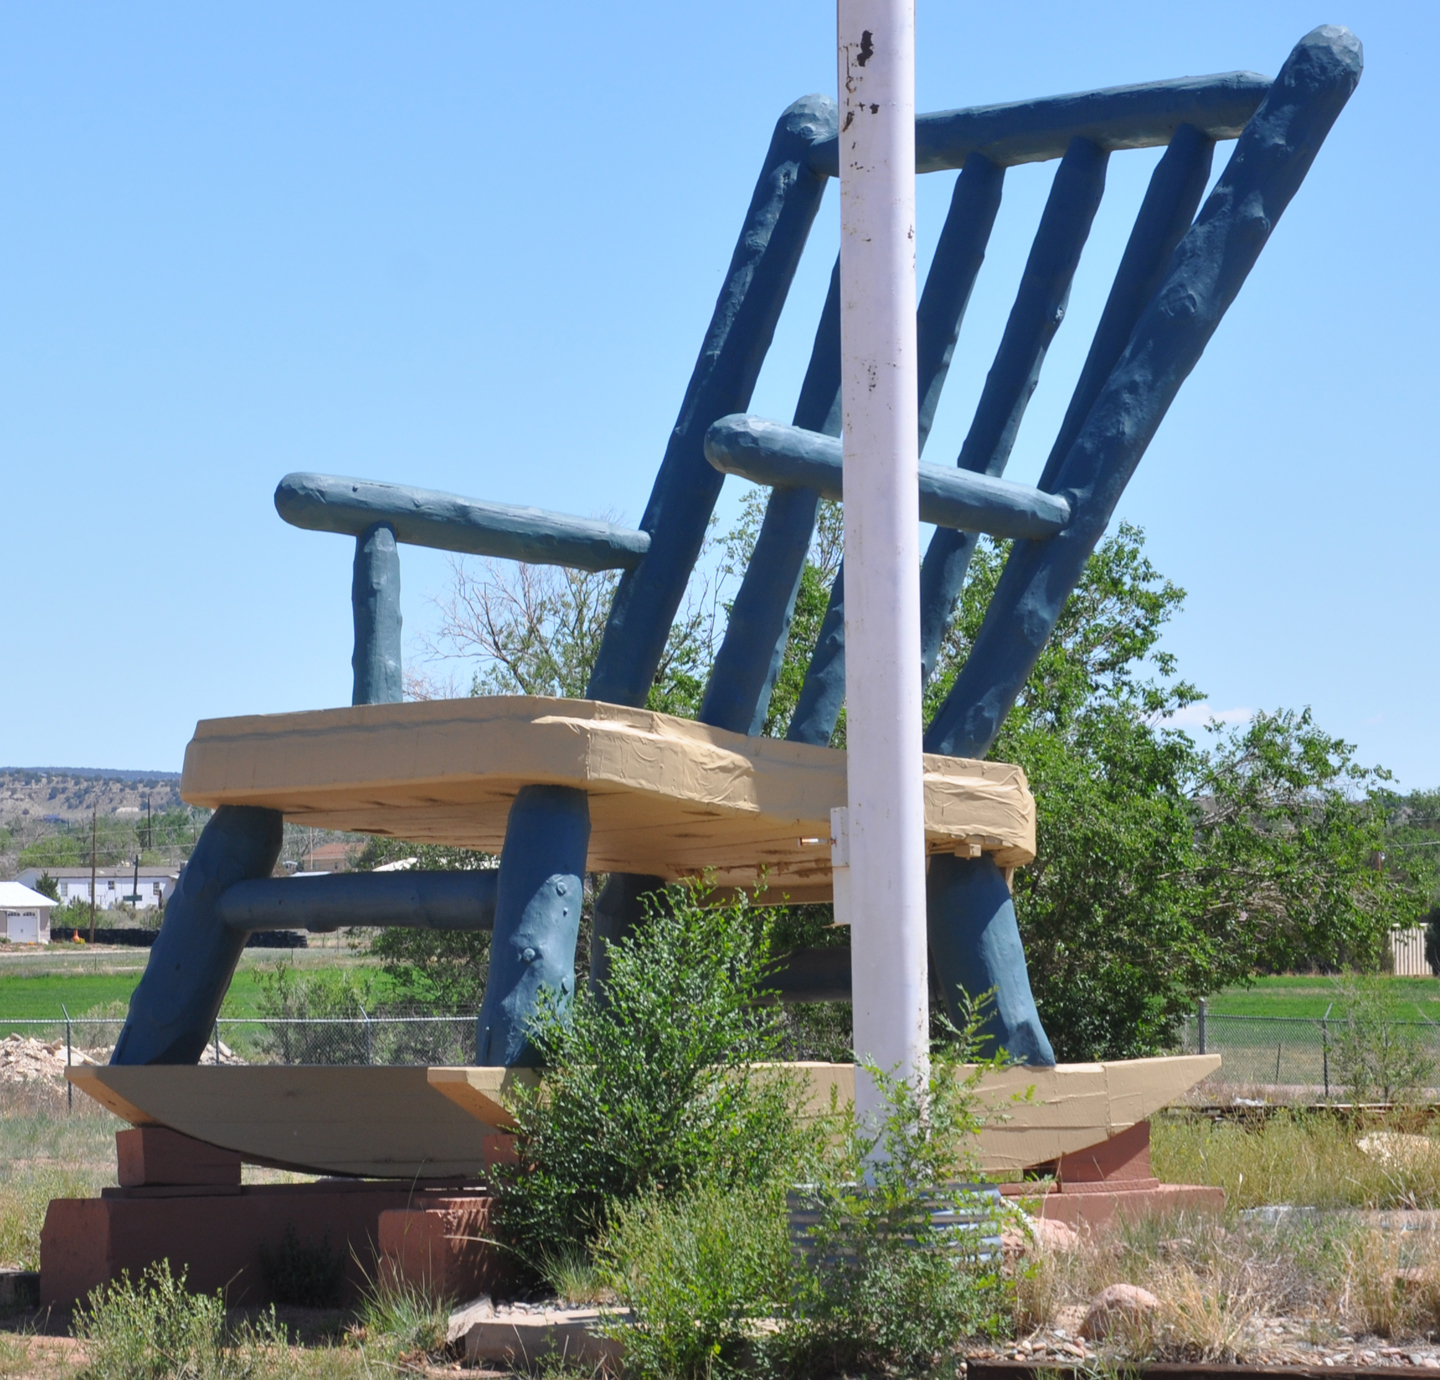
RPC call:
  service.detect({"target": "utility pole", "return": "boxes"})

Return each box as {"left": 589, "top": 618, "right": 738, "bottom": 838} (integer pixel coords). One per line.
{"left": 89, "top": 805, "right": 98, "bottom": 944}
{"left": 837, "top": 0, "right": 928, "bottom": 1125}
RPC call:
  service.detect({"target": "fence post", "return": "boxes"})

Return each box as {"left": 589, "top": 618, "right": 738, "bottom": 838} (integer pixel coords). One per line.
{"left": 1322, "top": 1001, "right": 1332, "bottom": 1100}
{"left": 362, "top": 1007, "right": 373, "bottom": 1067}
{"left": 213, "top": 1022, "right": 221, "bottom": 1066}
{"left": 1197, "top": 997, "right": 1207, "bottom": 1055}
{"left": 62, "top": 1004, "right": 72, "bottom": 1113}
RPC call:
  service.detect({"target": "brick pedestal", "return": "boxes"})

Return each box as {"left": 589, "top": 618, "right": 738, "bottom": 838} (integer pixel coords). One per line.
{"left": 997, "top": 1121, "right": 1224, "bottom": 1229}
{"left": 41, "top": 1180, "right": 498, "bottom": 1308}
{"left": 378, "top": 1199, "right": 502, "bottom": 1300}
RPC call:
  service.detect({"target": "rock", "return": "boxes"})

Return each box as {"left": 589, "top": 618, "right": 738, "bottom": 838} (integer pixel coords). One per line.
{"left": 1001, "top": 1213, "right": 1080, "bottom": 1256}
{"left": 0, "top": 1034, "right": 99, "bottom": 1083}
{"left": 446, "top": 1293, "right": 495, "bottom": 1345}
{"left": 1079, "top": 1283, "right": 1160, "bottom": 1341}
{"left": 1358, "top": 1133, "right": 1440, "bottom": 1170}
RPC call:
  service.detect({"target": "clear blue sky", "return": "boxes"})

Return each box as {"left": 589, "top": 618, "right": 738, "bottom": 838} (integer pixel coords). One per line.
{"left": 3, "top": 3, "right": 1434, "bottom": 787}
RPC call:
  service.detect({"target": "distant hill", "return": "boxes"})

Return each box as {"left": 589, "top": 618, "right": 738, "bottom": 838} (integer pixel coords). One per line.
{"left": 0, "top": 769, "right": 184, "bottom": 826}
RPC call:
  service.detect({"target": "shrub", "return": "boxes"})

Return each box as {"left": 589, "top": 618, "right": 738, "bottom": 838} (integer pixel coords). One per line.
{"left": 72, "top": 1260, "right": 292, "bottom": 1380}
{"left": 494, "top": 882, "right": 809, "bottom": 1269}
{"left": 1330, "top": 972, "right": 1436, "bottom": 1103}
{"left": 597, "top": 1180, "right": 790, "bottom": 1380}
{"left": 259, "top": 1225, "right": 344, "bottom": 1308}
{"left": 776, "top": 1026, "right": 1012, "bottom": 1378}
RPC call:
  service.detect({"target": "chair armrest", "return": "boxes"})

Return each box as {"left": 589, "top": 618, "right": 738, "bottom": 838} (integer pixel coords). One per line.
{"left": 275, "top": 472, "right": 650, "bottom": 572}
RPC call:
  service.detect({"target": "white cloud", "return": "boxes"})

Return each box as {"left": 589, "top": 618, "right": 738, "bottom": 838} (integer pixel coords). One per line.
{"left": 1162, "top": 703, "right": 1254, "bottom": 729}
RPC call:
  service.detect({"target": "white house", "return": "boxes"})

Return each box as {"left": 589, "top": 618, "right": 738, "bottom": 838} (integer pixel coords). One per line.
{"left": 0, "top": 882, "right": 57, "bottom": 944}
{"left": 13, "top": 866, "right": 177, "bottom": 911}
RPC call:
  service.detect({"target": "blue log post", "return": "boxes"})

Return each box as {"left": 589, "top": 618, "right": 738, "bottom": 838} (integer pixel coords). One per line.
{"left": 792, "top": 138, "right": 1104, "bottom": 745}
{"left": 1036, "top": 122, "right": 1214, "bottom": 492}
{"left": 927, "top": 853, "right": 1055, "bottom": 1063}
{"left": 586, "top": 95, "right": 837, "bottom": 708}
{"left": 915, "top": 136, "right": 1108, "bottom": 683}
{"left": 696, "top": 260, "right": 841, "bottom": 735}
{"left": 216, "top": 869, "right": 499, "bottom": 933}
{"left": 491, "top": 96, "right": 836, "bottom": 1035}
{"left": 588, "top": 872, "right": 667, "bottom": 1001}
{"left": 925, "top": 25, "right": 1362, "bottom": 762}
{"left": 806, "top": 71, "right": 1268, "bottom": 177}
{"left": 352, "top": 522, "right": 403, "bottom": 705}
{"left": 111, "top": 805, "right": 283, "bottom": 1065}
{"left": 276, "top": 473, "right": 651, "bottom": 571}
{"left": 475, "top": 786, "right": 591, "bottom": 1067}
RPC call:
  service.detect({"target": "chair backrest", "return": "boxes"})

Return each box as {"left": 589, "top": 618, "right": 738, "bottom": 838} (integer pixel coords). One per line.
{"left": 276, "top": 27, "right": 1360, "bottom": 756}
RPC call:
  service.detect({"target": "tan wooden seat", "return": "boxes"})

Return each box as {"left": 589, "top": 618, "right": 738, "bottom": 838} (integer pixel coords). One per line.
{"left": 179, "top": 696, "right": 1035, "bottom": 902}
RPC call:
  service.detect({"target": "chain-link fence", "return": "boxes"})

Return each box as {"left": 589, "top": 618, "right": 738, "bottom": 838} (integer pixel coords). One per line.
{"left": 1178, "top": 1011, "right": 1440, "bottom": 1099}
{"left": 0, "top": 1013, "right": 476, "bottom": 1068}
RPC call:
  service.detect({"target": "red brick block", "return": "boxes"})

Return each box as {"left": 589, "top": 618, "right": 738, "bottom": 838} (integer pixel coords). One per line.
{"left": 116, "top": 1128, "right": 241, "bottom": 1188}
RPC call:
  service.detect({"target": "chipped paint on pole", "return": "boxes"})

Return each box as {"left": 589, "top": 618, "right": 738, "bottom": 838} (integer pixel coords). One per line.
{"left": 837, "top": 0, "right": 929, "bottom": 1123}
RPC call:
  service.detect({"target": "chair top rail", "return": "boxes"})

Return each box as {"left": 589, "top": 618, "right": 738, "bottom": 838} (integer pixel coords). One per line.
{"left": 808, "top": 70, "right": 1270, "bottom": 177}
{"left": 275, "top": 471, "right": 651, "bottom": 572}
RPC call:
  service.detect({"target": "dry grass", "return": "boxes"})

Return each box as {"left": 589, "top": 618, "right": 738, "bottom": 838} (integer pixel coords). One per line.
{"left": 1153, "top": 1109, "right": 1440, "bottom": 1210}
{"left": 1008, "top": 1207, "right": 1440, "bottom": 1359}
{"left": 0, "top": 1080, "right": 118, "bottom": 1271}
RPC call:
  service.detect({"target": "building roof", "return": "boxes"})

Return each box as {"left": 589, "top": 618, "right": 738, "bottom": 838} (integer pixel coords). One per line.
{"left": 15, "top": 866, "right": 178, "bottom": 879}
{"left": 0, "top": 882, "right": 58, "bottom": 910}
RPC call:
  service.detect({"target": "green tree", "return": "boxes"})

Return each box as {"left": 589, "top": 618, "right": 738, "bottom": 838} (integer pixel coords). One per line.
{"left": 409, "top": 511, "right": 1422, "bottom": 1059}
{"left": 938, "top": 527, "right": 1414, "bottom": 1059}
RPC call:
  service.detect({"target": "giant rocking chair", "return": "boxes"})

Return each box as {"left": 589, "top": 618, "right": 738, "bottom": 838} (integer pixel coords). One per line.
{"left": 111, "top": 28, "right": 1360, "bottom": 1080}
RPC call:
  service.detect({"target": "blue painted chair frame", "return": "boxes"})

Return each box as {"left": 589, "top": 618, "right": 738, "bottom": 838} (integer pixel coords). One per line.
{"left": 112, "top": 27, "right": 1360, "bottom": 1069}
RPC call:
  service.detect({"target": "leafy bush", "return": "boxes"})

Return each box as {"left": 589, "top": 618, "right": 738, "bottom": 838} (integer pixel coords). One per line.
{"left": 597, "top": 1180, "right": 790, "bottom": 1380}
{"left": 776, "top": 1031, "right": 1012, "bottom": 1378}
{"left": 494, "top": 882, "right": 808, "bottom": 1269}
{"left": 72, "top": 1260, "right": 292, "bottom": 1380}
{"left": 252, "top": 959, "right": 374, "bottom": 1064}
{"left": 1329, "top": 973, "right": 1435, "bottom": 1104}
{"left": 259, "top": 1225, "right": 344, "bottom": 1308}
{"left": 934, "top": 527, "right": 1415, "bottom": 1060}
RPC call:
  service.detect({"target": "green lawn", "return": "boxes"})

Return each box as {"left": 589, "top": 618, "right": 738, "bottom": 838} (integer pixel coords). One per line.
{"left": 1208, "top": 974, "right": 1440, "bottom": 1020}
{"left": 0, "top": 949, "right": 391, "bottom": 1033}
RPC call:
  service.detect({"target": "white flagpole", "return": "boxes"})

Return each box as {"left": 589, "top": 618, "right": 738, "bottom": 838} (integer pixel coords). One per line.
{"left": 837, "top": 0, "right": 929, "bottom": 1124}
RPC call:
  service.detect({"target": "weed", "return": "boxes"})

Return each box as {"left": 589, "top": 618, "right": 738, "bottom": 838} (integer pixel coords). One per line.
{"left": 71, "top": 1260, "right": 293, "bottom": 1380}
{"left": 259, "top": 1226, "right": 345, "bottom": 1309}
{"left": 539, "top": 1245, "right": 612, "bottom": 1307}
{"left": 1331, "top": 972, "right": 1438, "bottom": 1104}
{"left": 353, "top": 1264, "right": 450, "bottom": 1363}
{"left": 597, "top": 1180, "right": 789, "bottom": 1380}
{"left": 775, "top": 1020, "right": 1013, "bottom": 1378}
{"left": 1152, "top": 1109, "right": 1440, "bottom": 1210}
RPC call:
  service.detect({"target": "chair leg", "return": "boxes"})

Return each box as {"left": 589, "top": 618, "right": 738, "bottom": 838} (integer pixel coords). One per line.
{"left": 588, "top": 873, "right": 667, "bottom": 1002}
{"left": 475, "top": 785, "right": 591, "bottom": 1067}
{"left": 927, "top": 852, "right": 1055, "bottom": 1066}
{"left": 111, "top": 805, "right": 283, "bottom": 1065}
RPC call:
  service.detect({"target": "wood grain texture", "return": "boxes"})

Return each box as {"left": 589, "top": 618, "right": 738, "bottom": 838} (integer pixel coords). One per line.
{"left": 69, "top": 1055, "right": 1218, "bottom": 1178}
{"left": 69, "top": 1066, "right": 499, "bottom": 1178}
